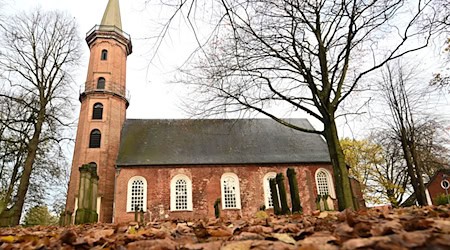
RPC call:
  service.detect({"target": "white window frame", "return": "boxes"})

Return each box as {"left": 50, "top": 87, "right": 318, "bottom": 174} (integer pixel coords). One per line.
{"left": 126, "top": 176, "right": 147, "bottom": 212}
{"left": 315, "top": 168, "right": 336, "bottom": 199}
{"left": 96, "top": 197, "right": 101, "bottom": 222}
{"left": 72, "top": 197, "right": 78, "bottom": 224}
{"left": 221, "top": 173, "right": 241, "bottom": 209}
{"left": 263, "top": 172, "right": 277, "bottom": 209}
{"left": 170, "top": 174, "right": 193, "bottom": 211}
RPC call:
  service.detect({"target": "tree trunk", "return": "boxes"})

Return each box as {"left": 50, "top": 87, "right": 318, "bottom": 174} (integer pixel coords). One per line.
{"left": 323, "top": 116, "right": 355, "bottom": 211}
{"left": 399, "top": 128, "right": 427, "bottom": 206}
{"left": 0, "top": 107, "right": 45, "bottom": 226}
{"left": 409, "top": 140, "right": 428, "bottom": 205}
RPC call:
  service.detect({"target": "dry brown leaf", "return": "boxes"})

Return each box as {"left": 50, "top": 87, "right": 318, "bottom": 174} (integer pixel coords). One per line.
{"left": 230, "top": 232, "right": 264, "bottom": 241}
{"left": 221, "top": 240, "right": 252, "bottom": 250}
{"left": 176, "top": 223, "right": 193, "bottom": 234}
{"left": 272, "top": 233, "right": 296, "bottom": 245}
{"left": 299, "top": 232, "right": 337, "bottom": 246}
{"left": 247, "top": 225, "right": 273, "bottom": 234}
{"left": 206, "top": 226, "right": 233, "bottom": 237}
{"left": 274, "top": 223, "right": 302, "bottom": 233}
{"left": 342, "top": 236, "right": 391, "bottom": 250}
{"left": 59, "top": 229, "right": 77, "bottom": 245}
{"left": 353, "top": 222, "right": 372, "bottom": 237}
{"left": 390, "top": 231, "right": 430, "bottom": 248}
{"left": 370, "top": 220, "right": 403, "bottom": 236}
{"left": 183, "top": 240, "right": 223, "bottom": 250}
{"left": 0, "top": 235, "right": 16, "bottom": 243}
{"left": 127, "top": 238, "right": 176, "bottom": 250}
{"left": 432, "top": 219, "right": 450, "bottom": 233}
{"left": 89, "top": 228, "right": 114, "bottom": 241}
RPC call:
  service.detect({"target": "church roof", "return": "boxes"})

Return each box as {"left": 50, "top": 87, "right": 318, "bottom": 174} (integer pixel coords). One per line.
{"left": 116, "top": 119, "right": 330, "bottom": 166}
{"left": 101, "top": 0, "right": 122, "bottom": 30}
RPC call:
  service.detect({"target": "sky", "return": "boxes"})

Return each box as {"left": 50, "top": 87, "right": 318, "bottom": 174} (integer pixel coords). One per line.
{"left": 3, "top": 0, "right": 199, "bottom": 119}
{"left": 2, "top": 0, "right": 449, "bottom": 138}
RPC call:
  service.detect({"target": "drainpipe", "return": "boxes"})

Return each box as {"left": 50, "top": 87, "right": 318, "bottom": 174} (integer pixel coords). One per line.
{"left": 112, "top": 166, "right": 121, "bottom": 223}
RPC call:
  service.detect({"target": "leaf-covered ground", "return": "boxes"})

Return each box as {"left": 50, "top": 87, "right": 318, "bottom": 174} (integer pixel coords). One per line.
{"left": 1, "top": 205, "right": 450, "bottom": 249}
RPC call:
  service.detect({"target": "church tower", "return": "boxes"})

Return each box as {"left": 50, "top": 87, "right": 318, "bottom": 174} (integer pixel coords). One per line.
{"left": 66, "top": 0, "right": 132, "bottom": 223}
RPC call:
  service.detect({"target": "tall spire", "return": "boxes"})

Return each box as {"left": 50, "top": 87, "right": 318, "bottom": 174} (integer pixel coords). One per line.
{"left": 100, "top": 0, "right": 122, "bottom": 30}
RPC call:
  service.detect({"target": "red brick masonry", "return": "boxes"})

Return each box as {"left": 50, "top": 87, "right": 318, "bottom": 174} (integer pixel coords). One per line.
{"left": 114, "top": 163, "right": 333, "bottom": 223}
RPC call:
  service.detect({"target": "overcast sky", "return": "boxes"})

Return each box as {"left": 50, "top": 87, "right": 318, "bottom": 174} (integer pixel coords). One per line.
{"left": 3, "top": 0, "right": 199, "bottom": 119}
{"left": 2, "top": 0, "right": 449, "bottom": 138}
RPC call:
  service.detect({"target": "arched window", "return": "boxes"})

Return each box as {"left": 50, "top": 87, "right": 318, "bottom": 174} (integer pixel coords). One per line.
{"left": 89, "top": 129, "right": 101, "bottom": 148}
{"left": 263, "top": 172, "right": 277, "bottom": 209}
{"left": 101, "top": 49, "right": 108, "bottom": 60}
{"left": 97, "top": 77, "right": 105, "bottom": 89}
{"left": 170, "top": 174, "right": 193, "bottom": 211}
{"left": 92, "top": 103, "right": 103, "bottom": 120}
{"left": 127, "top": 176, "right": 147, "bottom": 212}
{"left": 315, "top": 168, "right": 336, "bottom": 199}
{"left": 221, "top": 173, "right": 241, "bottom": 209}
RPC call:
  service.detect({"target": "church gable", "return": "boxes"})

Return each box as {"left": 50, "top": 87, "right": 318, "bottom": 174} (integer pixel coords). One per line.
{"left": 116, "top": 118, "right": 330, "bottom": 166}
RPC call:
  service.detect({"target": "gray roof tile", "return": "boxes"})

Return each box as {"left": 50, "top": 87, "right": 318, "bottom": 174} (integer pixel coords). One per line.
{"left": 116, "top": 119, "right": 330, "bottom": 166}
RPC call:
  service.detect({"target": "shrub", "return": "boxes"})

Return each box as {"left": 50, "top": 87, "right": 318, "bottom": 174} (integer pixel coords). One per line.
{"left": 435, "top": 193, "right": 450, "bottom": 205}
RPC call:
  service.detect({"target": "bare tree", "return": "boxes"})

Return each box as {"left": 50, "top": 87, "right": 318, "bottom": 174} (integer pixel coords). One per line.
{"left": 378, "top": 62, "right": 448, "bottom": 206}
{"left": 0, "top": 9, "right": 81, "bottom": 226}
{"left": 164, "top": 0, "right": 439, "bottom": 210}
{"left": 371, "top": 132, "right": 411, "bottom": 207}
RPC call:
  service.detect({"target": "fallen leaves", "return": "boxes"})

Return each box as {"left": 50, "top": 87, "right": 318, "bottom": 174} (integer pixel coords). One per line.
{"left": 0, "top": 205, "right": 449, "bottom": 249}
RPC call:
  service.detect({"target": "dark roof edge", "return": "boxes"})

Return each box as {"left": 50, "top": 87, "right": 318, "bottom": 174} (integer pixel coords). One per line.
{"left": 116, "top": 161, "right": 332, "bottom": 167}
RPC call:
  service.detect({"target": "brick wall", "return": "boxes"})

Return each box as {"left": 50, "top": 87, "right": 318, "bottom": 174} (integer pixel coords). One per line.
{"left": 114, "top": 163, "right": 333, "bottom": 223}
{"left": 427, "top": 171, "right": 450, "bottom": 204}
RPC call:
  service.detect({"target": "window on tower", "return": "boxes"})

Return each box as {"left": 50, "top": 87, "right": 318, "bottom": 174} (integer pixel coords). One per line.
{"left": 89, "top": 129, "right": 101, "bottom": 148}
{"left": 92, "top": 103, "right": 103, "bottom": 120}
{"left": 97, "top": 77, "right": 105, "bottom": 89}
{"left": 101, "top": 49, "right": 108, "bottom": 60}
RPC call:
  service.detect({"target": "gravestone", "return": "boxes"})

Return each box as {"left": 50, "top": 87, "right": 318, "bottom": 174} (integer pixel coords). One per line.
{"left": 75, "top": 164, "right": 99, "bottom": 224}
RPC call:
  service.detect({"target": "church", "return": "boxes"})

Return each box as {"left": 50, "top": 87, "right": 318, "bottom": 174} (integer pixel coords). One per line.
{"left": 65, "top": 0, "right": 354, "bottom": 224}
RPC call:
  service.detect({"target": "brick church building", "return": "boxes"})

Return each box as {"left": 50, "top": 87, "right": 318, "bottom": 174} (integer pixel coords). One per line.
{"left": 65, "top": 0, "right": 349, "bottom": 223}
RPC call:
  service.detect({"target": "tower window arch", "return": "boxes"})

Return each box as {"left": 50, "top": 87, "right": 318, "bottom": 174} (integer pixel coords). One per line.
{"left": 101, "top": 49, "right": 108, "bottom": 60}
{"left": 170, "top": 174, "right": 193, "bottom": 211}
{"left": 221, "top": 173, "right": 241, "bottom": 209}
{"left": 89, "top": 129, "right": 101, "bottom": 148}
{"left": 97, "top": 77, "right": 105, "bottom": 89}
{"left": 315, "top": 168, "right": 336, "bottom": 199}
{"left": 127, "top": 176, "right": 147, "bottom": 212}
{"left": 92, "top": 103, "right": 103, "bottom": 120}
{"left": 263, "top": 172, "right": 277, "bottom": 209}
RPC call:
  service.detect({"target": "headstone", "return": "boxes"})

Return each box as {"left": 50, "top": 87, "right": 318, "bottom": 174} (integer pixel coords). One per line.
{"left": 75, "top": 164, "right": 99, "bottom": 224}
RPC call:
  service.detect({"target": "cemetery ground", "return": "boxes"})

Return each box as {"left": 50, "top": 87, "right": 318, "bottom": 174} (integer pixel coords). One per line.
{"left": 1, "top": 205, "right": 450, "bottom": 249}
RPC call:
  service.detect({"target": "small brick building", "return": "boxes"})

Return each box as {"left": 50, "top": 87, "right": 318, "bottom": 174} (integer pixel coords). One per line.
{"left": 426, "top": 168, "right": 450, "bottom": 205}
{"left": 65, "top": 0, "right": 348, "bottom": 223}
